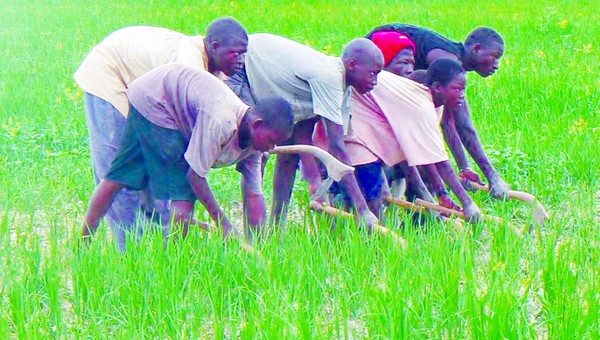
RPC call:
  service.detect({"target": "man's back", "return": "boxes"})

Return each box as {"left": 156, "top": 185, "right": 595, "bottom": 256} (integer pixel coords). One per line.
{"left": 74, "top": 26, "right": 206, "bottom": 115}
{"left": 245, "top": 33, "right": 346, "bottom": 125}
{"left": 367, "top": 24, "right": 464, "bottom": 70}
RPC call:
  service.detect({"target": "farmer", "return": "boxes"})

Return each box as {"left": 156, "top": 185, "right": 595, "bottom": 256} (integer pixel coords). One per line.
{"left": 366, "top": 24, "right": 510, "bottom": 199}
{"left": 74, "top": 18, "right": 248, "bottom": 250}
{"left": 343, "top": 58, "right": 484, "bottom": 223}
{"left": 371, "top": 31, "right": 461, "bottom": 211}
{"left": 81, "top": 64, "right": 294, "bottom": 244}
{"left": 227, "top": 34, "right": 384, "bottom": 229}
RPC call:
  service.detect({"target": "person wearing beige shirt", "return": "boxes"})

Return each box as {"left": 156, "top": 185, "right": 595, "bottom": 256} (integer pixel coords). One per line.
{"left": 74, "top": 18, "right": 248, "bottom": 251}
{"left": 81, "top": 64, "right": 295, "bottom": 244}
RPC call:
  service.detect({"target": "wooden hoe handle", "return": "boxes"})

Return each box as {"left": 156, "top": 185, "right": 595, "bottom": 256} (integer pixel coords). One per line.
{"left": 309, "top": 201, "right": 408, "bottom": 250}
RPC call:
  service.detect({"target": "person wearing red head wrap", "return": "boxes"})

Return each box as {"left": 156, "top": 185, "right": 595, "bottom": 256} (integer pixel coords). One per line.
{"left": 371, "top": 31, "right": 416, "bottom": 78}
{"left": 367, "top": 24, "right": 510, "bottom": 200}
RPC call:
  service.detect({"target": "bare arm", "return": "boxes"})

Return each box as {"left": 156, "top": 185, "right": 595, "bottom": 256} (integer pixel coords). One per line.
{"left": 324, "top": 119, "right": 378, "bottom": 224}
{"left": 418, "top": 164, "right": 445, "bottom": 196}
{"left": 453, "top": 101, "right": 495, "bottom": 177}
{"left": 434, "top": 160, "right": 483, "bottom": 223}
{"left": 441, "top": 105, "right": 473, "bottom": 171}
{"left": 434, "top": 161, "right": 476, "bottom": 208}
{"left": 426, "top": 49, "right": 460, "bottom": 66}
{"left": 398, "top": 162, "right": 436, "bottom": 203}
{"left": 238, "top": 158, "right": 267, "bottom": 235}
{"left": 187, "top": 169, "right": 234, "bottom": 238}
{"left": 419, "top": 164, "right": 462, "bottom": 211}
{"left": 452, "top": 100, "right": 510, "bottom": 198}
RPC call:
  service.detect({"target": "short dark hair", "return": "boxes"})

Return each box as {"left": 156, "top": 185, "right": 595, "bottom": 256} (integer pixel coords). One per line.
{"left": 205, "top": 17, "right": 248, "bottom": 45}
{"left": 253, "top": 97, "right": 294, "bottom": 134}
{"left": 465, "top": 27, "right": 504, "bottom": 48}
{"left": 426, "top": 59, "right": 465, "bottom": 87}
{"left": 408, "top": 69, "right": 428, "bottom": 85}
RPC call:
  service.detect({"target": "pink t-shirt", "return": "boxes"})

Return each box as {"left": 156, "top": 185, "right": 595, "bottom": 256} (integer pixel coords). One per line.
{"left": 126, "top": 64, "right": 263, "bottom": 194}
{"left": 346, "top": 71, "right": 448, "bottom": 167}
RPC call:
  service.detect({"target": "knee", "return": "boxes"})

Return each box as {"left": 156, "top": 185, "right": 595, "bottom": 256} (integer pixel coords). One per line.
{"left": 170, "top": 201, "right": 194, "bottom": 224}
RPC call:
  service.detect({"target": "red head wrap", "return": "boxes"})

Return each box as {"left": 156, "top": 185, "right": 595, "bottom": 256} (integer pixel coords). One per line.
{"left": 371, "top": 31, "right": 416, "bottom": 66}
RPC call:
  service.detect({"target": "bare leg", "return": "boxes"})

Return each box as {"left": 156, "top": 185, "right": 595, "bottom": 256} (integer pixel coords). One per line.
{"left": 271, "top": 152, "right": 299, "bottom": 227}
{"left": 271, "top": 119, "right": 317, "bottom": 227}
{"left": 82, "top": 179, "right": 125, "bottom": 241}
{"left": 367, "top": 197, "right": 383, "bottom": 219}
{"left": 244, "top": 192, "right": 267, "bottom": 243}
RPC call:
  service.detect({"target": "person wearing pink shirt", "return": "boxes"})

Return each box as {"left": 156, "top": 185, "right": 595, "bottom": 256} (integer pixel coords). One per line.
{"left": 342, "top": 57, "right": 483, "bottom": 223}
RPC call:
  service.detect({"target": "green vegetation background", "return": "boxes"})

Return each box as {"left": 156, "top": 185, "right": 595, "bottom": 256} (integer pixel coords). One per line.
{"left": 0, "top": 0, "right": 598, "bottom": 338}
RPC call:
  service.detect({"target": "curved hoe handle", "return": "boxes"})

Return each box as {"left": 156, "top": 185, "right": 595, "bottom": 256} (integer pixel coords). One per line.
{"left": 271, "top": 145, "right": 354, "bottom": 182}
{"left": 384, "top": 195, "right": 465, "bottom": 230}
{"left": 467, "top": 180, "right": 549, "bottom": 225}
{"left": 468, "top": 181, "right": 535, "bottom": 203}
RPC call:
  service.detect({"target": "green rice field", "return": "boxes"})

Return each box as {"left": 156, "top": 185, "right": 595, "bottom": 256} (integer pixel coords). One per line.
{"left": 0, "top": 0, "right": 598, "bottom": 338}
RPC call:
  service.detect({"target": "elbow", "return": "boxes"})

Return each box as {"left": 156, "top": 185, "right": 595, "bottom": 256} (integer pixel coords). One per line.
{"left": 186, "top": 168, "right": 197, "bottom": 183}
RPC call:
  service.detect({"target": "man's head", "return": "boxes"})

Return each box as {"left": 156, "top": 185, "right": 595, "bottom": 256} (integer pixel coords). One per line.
{"left": 247, "top": 97, "right": 294, "bottom": 152}
{"left": 205, "top": 17, "right": 248, "bottom": 76}
{"left": 463, "top": 27, "right": 504, "bottom": 77}
{"left": 342, "top": 38, "right": 384, "bottom": 94}
{"left": 371, "top": 31, "right": 416, "bottom": 78}
{"left": 427, "top": 59, "right": 466, "bottom": 108}
{"left": 407, "top": 69, "right": 428, "bottom": 85}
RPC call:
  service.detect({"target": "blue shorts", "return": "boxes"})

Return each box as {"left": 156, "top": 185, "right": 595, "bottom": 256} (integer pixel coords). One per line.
{"left": 331, "top": 161, "right": 383, "bottom": 202}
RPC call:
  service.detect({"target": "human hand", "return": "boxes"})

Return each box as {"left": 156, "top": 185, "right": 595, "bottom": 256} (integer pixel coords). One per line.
{"left": 221, "top": 219, "right": 239, "bottom": 240}
{"left": 357, "top": 209, "right": 379, "bottom": 233}
{"left": 489, "top": 178, "right": 510, "bottom": 200}
{"left": 438, "top": 193, "right": 462, "bottom": 212}
{"left": 459, "top": 167, "right": 485, "bottom": 191}
{"left": 78, "top": 224, "right": 95, "bottom": 249}
{"left": 462, "top": 202, "right": 483, "bottom": 224}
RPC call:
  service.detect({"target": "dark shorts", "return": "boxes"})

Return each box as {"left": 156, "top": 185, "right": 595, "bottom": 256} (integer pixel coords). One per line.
{"left": 355, "top": 161, "right": 384, "bottom": 200}
{"left": 384, "top": 163, "right": 406, "bottom": 183}
{"left": 106, "top": 106, "right": 196, "bottom": 202}
{"left": 331, "top": 161, "right": 383, "bottom": 202}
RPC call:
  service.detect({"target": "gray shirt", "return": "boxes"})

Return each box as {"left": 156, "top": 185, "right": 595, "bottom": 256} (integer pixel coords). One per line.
{"left": 245, "top": 33, "right": 350, "bottom": 129}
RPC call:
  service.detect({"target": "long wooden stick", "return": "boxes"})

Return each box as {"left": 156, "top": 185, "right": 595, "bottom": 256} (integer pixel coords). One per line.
{"left": 414, "top": 199, "right": 524, "bottom": 237}
{"left": 467, "top": 180, "right": 549, "bottom": 226}
{"left": 309, "top": 201, "right": 408, "bottom": 250}
{"left": 414, "top": 198, "right": 504, "bottom": 224}
{"left": 383, "top": 195, "right": 465, "bottom": 231}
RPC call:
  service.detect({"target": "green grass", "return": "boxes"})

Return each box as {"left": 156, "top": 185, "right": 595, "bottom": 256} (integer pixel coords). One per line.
{"left": 1, "top": 0, "right": 598, "bottom": 338}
